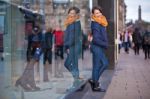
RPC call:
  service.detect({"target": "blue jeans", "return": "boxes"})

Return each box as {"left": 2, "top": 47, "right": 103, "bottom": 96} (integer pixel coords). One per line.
{"left": 91, "top": 44, "right": 108, "bottom": 82}
{"left": 124, "top": 42, "right": 129, "bottom": 53}
{"left": 64, "top": 45, "right": 79, "bottom": 79}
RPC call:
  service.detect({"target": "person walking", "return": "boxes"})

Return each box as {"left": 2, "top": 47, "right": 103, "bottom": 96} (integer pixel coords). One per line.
{"left": 89, "top": 6, "right": 109, "bottom": 92}
{"left": 142, "top": 30, "right": 150, "bottom": 59}
{"left": 124, "top": 30, "right": 130, "bottom": 54}
{"left": 132, "top": 28, "right": 142, "bottom": 55}
{"left": 118, "top": 32, "right": 123, "bottom": 53}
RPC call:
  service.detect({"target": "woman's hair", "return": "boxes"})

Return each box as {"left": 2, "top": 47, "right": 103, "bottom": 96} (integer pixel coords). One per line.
{"left": 68, "top": 6, "right": 80, "bottom": 14}
{"left": 92, "top": 6, "right": 102, "bottom": 14}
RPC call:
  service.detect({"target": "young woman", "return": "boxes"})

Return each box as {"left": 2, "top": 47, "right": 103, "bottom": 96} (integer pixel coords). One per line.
{"left": 89, "top": 6, "right": 109, "bottom": 92}
{"left": 64, "top": 7, "right": 83, "bottom": 88}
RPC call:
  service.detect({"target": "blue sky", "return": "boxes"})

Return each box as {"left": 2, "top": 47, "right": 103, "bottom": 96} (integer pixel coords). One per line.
{"left": 125, "top": 0, "right": 150, "bottom": 22}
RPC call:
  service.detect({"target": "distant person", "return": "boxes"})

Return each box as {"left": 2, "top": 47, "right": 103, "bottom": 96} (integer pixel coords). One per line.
{"left": 123, "top": 30, "right": 130, "bottom": 54}
{"left": 118, "top": 32, "right": 123, "bottom": 53}
{"left": 132, "top": 28, "right": 142, "bottom": 55}
{"left": 142, "top": 30, "right": 150, "bottom": 59}
{"left": 43, "top": 28, "right": 53, "bottom": 82}
{"left": 26, "top": 29, "right": 41, "bottom": 82}
{"left": 15, "top": 26, "right": 43, "bottom": 91}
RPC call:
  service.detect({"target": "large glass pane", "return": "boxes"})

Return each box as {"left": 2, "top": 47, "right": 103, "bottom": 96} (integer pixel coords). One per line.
{"left": 0, "top": 0, "right": 93, "bottom": 99}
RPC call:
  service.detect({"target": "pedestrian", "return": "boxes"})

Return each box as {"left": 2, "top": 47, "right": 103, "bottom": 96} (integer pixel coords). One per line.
{"left": 64, "top": 6, "right": 83, "bottom": 89}
{"left": 123, "top": 30, "right": 130, "bottom": 54}
{"left": 89, "top": 6, "right": 109, "bottom": 92}
{"left": 26, "top": 29, "right": 41, "bottom": 82}
{"left": 43, "top": 27, "right": 53, "bottom": 82}
{"left": 118, "top": 32, "right": 123, "bottom": 53}
{"left": 132, "top": 28, "right": 142, "bottom": 55}
{"left": 15, "top": 26, "right": 43, "bottom": 91}
{"left": 142, "top": 30, "right": 150, "bottom": 59}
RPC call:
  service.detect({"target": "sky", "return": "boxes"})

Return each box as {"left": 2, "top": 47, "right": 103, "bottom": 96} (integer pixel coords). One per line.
{"left": 125, "top": 0, "right": 150, "bottom": 22}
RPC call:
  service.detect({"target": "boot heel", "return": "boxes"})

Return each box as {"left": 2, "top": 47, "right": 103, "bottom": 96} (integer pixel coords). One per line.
{"left": 92, "top": 81, "right": 106, "bottom": 92}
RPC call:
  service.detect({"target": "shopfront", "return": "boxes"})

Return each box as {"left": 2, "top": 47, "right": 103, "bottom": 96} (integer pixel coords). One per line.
{"left": 0, "top": 0, "right": 93, "bottom": 99}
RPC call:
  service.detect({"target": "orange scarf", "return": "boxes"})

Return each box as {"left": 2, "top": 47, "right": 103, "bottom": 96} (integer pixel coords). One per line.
{"left": 64, "top": 16, "right": 79, "bottom": 27}
{"left": 91, "top": 15, "right": 108, "bottom": 27}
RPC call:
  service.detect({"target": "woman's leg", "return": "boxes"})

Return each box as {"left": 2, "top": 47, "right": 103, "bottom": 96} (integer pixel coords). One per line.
{"left": 91, "top": 45, "right": 101, "bottom": 82}
{"left": 98, "top": 48, "right": 108, "bottom": 78}
{"left": 91, "top": 45, "right": 106, "bottom": 92}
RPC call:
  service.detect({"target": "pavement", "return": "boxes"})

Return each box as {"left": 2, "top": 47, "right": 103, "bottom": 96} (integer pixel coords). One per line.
{"left": 103, "top": 50, "right": 150, "bottom": 99}
{"left": 65, "top": 70, "right": 114, "bottom": 99}
{"left": 65, "top": 49, "right": 150, "bottom": 99}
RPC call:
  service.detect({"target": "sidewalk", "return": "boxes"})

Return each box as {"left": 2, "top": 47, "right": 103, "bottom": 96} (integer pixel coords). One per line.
{"left": 103, "top": 50, "right": 150, "bottom": 99}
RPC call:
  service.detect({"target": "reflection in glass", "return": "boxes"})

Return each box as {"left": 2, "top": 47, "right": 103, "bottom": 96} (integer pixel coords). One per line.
{"left": 64, "top": 7, "right": 84, "bottom": 90}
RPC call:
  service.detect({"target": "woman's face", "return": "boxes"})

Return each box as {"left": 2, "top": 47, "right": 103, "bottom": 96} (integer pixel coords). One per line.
{"left": 68, "top": 10, "right": 76, "bottom": 17}
{"left": 93, "top": 9, "right": 102, "bottom": 17}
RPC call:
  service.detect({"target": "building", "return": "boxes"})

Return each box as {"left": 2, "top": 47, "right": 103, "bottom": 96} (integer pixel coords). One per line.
{"left": 118, "top": 0, "right": 126, "bottom": 32}
{"left": 93, "top": 0, "right": 127, "bottom": 69}
{"left": 10, "top": 0, "right": 90, "bottom": 33}
{"left": 134, "top": 5, "right": 150, "bottom": 34}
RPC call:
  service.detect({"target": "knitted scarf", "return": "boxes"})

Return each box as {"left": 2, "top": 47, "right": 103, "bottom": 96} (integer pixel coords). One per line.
{"left": 91, "top": 15, "right": 108, "bottom": 27}
{"left": 64, "top": 15, "right": 79, "bottom": 27}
